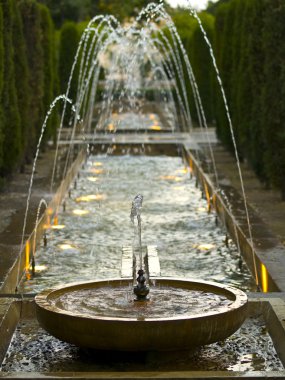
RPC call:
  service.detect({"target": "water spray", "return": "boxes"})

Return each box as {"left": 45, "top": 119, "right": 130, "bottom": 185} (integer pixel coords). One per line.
{"left": 130, "top": 194, "right": 149, "bottom": 301}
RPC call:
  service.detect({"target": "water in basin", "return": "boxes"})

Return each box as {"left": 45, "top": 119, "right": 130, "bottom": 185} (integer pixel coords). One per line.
{"left": 51, "top": 285, "right": 232, "bottom": 319}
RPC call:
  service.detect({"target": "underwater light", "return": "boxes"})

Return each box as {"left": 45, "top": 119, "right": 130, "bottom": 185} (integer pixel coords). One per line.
{"left": 51, "top": 225, "right": 65, "bottom": 230}
{"left": 149, "top": 125, "right": 162, "bottom": 131}
{"left": 72, "top": 209, "right": 90, "bottom": 216}
{"left": 58, "top": 244, "right": 75, "bottom": 250}
{"left": 149, "top": 114, "right": 156, "bottom": 120}
{"left": 107, "top": 123, "right": 115, "bottom": 131}
{"left": 90, "top": 168, "right": 104, "bottom": 175}
{"left": 76, "top": 194, "right": 106, "bottom": 202}
{"left": 34, "top": 265, "right": 48, "bottom": 272}
{"left": 196, "top": 243, "right": 215, "bottom": 251}
{"left": 176, "top": 168, "right": 188, "bottom": 174}
{"left": 47, "top": 207, "right": 53, "bottom": 215}
{"left": 159, "top": 175, "right": 183, "bottom": 182}
{"left": 93, "top": 162, "right": 103, "bottom": 167}
{"left": 197, "top": 207, "right": 207, "bottom": 212}
{"left": 87, "top": 177, "right": 99, "bottom": 182}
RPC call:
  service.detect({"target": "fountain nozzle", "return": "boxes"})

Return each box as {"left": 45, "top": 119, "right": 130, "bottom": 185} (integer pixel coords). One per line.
{"left": 134, "top": 269, "right": 149, "bottom": 301}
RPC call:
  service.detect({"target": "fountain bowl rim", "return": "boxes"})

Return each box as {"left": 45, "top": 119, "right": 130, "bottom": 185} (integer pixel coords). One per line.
{"left": 35, "top": 277, "right": 248, "bottom": 322}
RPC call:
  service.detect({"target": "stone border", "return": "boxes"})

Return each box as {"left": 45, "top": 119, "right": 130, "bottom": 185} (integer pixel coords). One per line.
{"left": 182, "top": 147, "right": 285, "bottom": 292}
{"left": 0, "top": 149, "right": 86, "bottom": 294}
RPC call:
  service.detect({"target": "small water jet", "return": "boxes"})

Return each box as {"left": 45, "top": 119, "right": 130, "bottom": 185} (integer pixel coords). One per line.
{"left": 131, "top": 194, "right": 150, "bottom": 301}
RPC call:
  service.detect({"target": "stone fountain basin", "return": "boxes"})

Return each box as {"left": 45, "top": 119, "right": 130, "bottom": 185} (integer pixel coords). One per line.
{"left": 35, "top": 278, "right": 248, "bottom": 351}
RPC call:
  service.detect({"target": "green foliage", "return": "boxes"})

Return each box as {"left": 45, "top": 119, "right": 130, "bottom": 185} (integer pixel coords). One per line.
{"left": 165, "top": 10, "right": 214, "bottom": 125}
{"left": 58, "top": 21, "right": 80, "bottom": 104}
{"left": 19, "top": 0, "right": 45, "bottom": 160}
{"left": 214, "top": 0, "right": 285, "bottom": 198}
{"left": 11, "top": 0, "right": 30, "bottom": 162}
{"left": 171, "top": 10, "right": 196, "bottom": 52}
{"left": 207, "top": 0, "right": 231, "bottom": 15}
{"left": 0, "top": 7, "right": 3, "bottom": 169}
{"left": 236, "top": 0, "right": 266, "bottom": 176}
{"left": 95, "top": 0, "right": 151, "bottom": 21}
{"left": 190, "top": 12, "right": 215, "bottom": 123}
{"left": 213, "top": 2, "right": 230, "bottom": 142}
{"left": 0, "top": 0, "right": 21, "bottom": 175}
{"left": 0, "top": 0, "right": 59, "bottom": 178}
{"left": 229, "top": 0, "right": 244, "bottom": 129}
{"left": 261, "top": 0, "right": 285, "bottom": 198}
{"left": 39, "top": 0, "right": 154, "bottom": 27}
{"left": 38, "top": 0, "right": 91, "bottom": 28}
{"left": 39, "top": 3, "right": 58, "bottom": 142}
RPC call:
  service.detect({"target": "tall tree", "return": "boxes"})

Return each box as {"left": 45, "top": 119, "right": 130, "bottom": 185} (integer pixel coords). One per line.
{"left": 39, "top": 3, "right": 58, "bottom": 142}
{"left": 228, "top": 0, "right": 249, "bottom": 160}
{"left": 0, "top": 0, "right": 21, "bottom": 175}
{"left": 261, "top": 0, "right": 285, "bottom": 198}
{"left": 38, "top": 0, "right": 91, "bottom": 28}
{"left": 190, "top": 11, "right": 215, "bottom": 123}
{"left": 0, "top": 6, "right": 4, "bottom": 171}
{"left": 237, "top": 0, "right": 266, "bottom": 175}
{"left": 58, "top": 21, "right": 80, "bottom": 104}
{"left": 19, "top": 0, "right": 44, "bottom": 160}
{"left": 39, "top": 0, "right": 155, "bottom": 27}
{"left": 213, "top": 2, "right": 230, "bottom": 144}
{"left": 12, "top": 0, "right": 30, "bottom": 165}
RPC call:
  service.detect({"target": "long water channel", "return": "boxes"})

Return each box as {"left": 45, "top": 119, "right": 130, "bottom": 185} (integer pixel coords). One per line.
{"left": 20, "top": 153, "right": 254, "bottom": 293}
{"left": 2, "top": 150, "right": 284, "bottom": 372}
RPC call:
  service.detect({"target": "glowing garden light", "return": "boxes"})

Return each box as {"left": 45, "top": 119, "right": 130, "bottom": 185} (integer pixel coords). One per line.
{"left": 76, "top": 194, "right": 106, "bottom": 202}
{"left": 72, "top": 209, "right": 90, "bottom": 216}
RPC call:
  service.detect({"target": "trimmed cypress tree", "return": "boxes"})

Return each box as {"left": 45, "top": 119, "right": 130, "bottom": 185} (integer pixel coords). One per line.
{"left": 233, "top": 0, "right": 251, "bottom": 160}
{"left": 214, "top": 2, "right": 230, "bottom": 144}
{"left": 12, "top": 0, "right": 30, "bottom": 166}
{"left": 0, "top": 0, "right": 21, "bottom": 175}
{"left": 58, "top": 21, "right": 80, "bottom": 104}
{"left": 172, "top": 10, "right": 196, "bottom": 50}
{"left": 0, "top": 6, "right": 4, "bottom": 171}
{"left": 39, "top": 3, "right": 58, "bottom": 142}
{"left": 220, "top": 0, "right": 238, "bottom": 151}
{"left": 190, "top": 11, "right": 215, "bottom": 123}
{"left": 239, "top": 0, "right": 267, "bottom": 178}
{"left": 18, "top": 0, "right": 44, "bottom": 161}
{"left": 229, "top": 0, "right": 245, "bottom": 143}
{"left": 171, "top": 11, "right": 196, "bottom": 127}
{"left": 261, "top": 0, "right": 285, "bottom": 199}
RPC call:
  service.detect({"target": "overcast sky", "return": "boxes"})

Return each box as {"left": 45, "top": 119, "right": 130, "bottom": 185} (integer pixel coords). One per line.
{"left": 166, "top": 0, "right": 215, "bottom": 10}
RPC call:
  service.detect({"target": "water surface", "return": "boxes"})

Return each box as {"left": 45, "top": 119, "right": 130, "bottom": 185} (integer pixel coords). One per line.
{"left": 20, "top": 154, "right": 254, "bottom": 293}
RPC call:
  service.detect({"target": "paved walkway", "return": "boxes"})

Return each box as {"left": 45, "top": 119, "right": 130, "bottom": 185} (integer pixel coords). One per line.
{"left": 208, "top": 142, "right": 285, "bottom": 246}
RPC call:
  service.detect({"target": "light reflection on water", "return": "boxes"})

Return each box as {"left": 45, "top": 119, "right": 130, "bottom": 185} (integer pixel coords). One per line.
{"left": 20, "top": 155, "right": 254, "bottom": 293}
